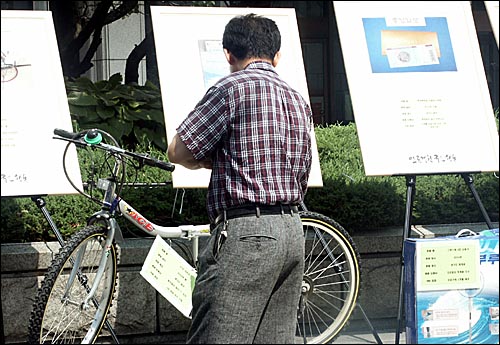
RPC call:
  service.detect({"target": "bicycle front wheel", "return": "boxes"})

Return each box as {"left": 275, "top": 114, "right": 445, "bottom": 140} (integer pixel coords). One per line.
{"left": 28, "top": 225, "right": 118, "bottom": 344}
{"left": 296, "top": 211, "right": 361, "bottom": 344}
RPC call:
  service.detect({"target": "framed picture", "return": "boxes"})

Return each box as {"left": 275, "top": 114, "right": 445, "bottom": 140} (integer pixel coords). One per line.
{"left": 333, "top": 1, "right": 499, "bottom": 176}
{"left": 1, "top": 10, "right": 81, "bottom": 196}
{"left": 151, "top": 6, "right": 323, "bottom": 188}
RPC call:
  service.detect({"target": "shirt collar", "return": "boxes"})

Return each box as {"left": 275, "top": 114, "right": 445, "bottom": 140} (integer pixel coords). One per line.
{"left": 244, "top": 61, "right": 276, "bottom": 73}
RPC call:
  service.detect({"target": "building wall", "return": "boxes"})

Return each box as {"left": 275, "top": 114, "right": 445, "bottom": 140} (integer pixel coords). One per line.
{"left": 85, "top": 2, "right": 147, "bottom": 84}
{"left": 2, "top": 222, "right": 496, "bottom": 343}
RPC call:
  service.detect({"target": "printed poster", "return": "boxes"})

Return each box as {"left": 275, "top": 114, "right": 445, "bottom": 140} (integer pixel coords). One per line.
{"left": 1, "top": 10, "right": 82, "bottom": 196}
{"left": 333, "top": 1, "right": 499, "bottom": 176}
{"left": 151, "top": 6, "right": 323, "bottom": 188}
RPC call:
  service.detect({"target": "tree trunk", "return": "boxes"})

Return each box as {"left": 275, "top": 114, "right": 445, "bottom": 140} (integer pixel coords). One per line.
{"left": 125, "top": 34, "right": 153, "bottom": 84}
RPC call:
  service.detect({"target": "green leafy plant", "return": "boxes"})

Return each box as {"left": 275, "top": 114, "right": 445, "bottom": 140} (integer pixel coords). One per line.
{"left": 1, "top": 123, "right": 498, "bottom": 243}
{"left": 305, "top": 123, "right": 499, "bottom": 231}
{"left": 66, "top": 73, "right": 166, "bottom": 150}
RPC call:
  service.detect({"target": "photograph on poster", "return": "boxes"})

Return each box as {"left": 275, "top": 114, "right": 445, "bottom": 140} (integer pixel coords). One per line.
{"left": 333, "top": 1, "right": 499, "bottom": 176}
{"left": 151, "top": 6, "right": 323, "bottom": 188}
{"left": 363, "top": 17, "right": 457, "bottom": 73}
{"left": 198, "top": 39, "right": 227, "bottom": 89}
{"left": 1, "top": 11, "right": 81, "bottom": 197}
{"left": 1, "top": 50, "right": 32, "bottom": 83}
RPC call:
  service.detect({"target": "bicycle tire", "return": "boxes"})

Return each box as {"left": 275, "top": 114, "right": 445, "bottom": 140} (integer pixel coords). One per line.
{"left": 28, "top": 225, "right": 118, "bottom": 344}
{"left": 296, "top": 211, "right": 361, "bottom": 344}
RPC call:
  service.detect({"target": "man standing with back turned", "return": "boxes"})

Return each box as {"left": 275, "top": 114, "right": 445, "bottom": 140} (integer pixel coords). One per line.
{"left": 167, "top": 13, "right": 313, "bottom": 344}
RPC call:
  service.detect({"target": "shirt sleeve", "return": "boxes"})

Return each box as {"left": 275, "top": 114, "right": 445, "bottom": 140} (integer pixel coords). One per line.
{"left": 176, "top": 85, "right": 228, "bottom": 161}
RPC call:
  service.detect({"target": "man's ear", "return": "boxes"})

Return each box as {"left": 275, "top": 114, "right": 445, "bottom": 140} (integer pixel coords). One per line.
{"left": 224, "top": 49, "right": 236, "bottom": 65}
{"left": 272, "top": 51, "right": 281, "bottom": 67}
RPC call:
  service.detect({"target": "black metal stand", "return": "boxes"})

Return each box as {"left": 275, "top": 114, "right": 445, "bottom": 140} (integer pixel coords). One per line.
{"left": 395, "top": 175, "right": 416, "bottom": 345}
{"left": 31, "top": 195, "right": 121, "bottom": 344}
{"left": 357, "top": 302, "right": 384, "bottom": 344}
{"left": 394, "top": 173, "right": 495, "bottom": 344}
{"left": 460, "top": 173, "right": 494, "bottom": 229}
{"left": 31, "top": 196, "right": 65, "bottom": 246}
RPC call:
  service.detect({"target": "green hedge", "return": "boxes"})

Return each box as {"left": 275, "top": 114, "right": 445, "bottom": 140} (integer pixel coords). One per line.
{"left": 307, "top": 123, "right": 499, "bottom": 231}
{"left": 1, "top": 123, "right": 498, "bottom": 243}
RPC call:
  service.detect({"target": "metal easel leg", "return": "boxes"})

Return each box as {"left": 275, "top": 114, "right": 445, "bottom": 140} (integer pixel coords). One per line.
{"left": 460, "top": 173, "right": 494, "bottom": 229}
{"left": 31, "top": 196, "right": 65, "bottom": 246}
{"left": 357, "top": 302, "right": 383, "bottom": 344}
{"left": 395, "top": 175, "right": 416, "bottom": 344}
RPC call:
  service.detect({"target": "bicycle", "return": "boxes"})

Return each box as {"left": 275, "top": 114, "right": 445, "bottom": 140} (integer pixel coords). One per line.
{"left": 27, "top": 127, "right": 361, "bottom": 344}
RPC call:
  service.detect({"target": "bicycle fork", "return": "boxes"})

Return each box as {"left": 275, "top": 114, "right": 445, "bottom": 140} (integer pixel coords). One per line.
{"left": 63, "top": 224, "right": 116, "bottom": 311}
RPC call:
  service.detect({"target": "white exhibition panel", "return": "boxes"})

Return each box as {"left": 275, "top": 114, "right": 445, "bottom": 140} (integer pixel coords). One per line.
{"left": 151, "top": 6, "right": 323, "bottom": 188}
{"left": 1, "top": 10, "right": 82, "bottom": 197}
{"left": 333, "top": 1, "right": 499, "bottom": 176}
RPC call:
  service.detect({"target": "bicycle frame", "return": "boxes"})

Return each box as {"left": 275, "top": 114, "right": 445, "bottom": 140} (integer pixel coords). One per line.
{"left": 116, "top": 198, "right": 210, "bottom": 241}
{"left": 72, "top": 196, "right": 210, "bottom": 311}
{"left": 116, "top": 196, "right": 211, "bottom": 262}
{"left": 78, "top": 129, "right": 211, "bottom": 246}
{"left": 76, "top": 182, "right": 210, "bottom": 307}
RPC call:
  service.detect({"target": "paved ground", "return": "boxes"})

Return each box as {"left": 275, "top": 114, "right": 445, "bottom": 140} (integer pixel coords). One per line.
{"left": 332, "top": 328, "right": 405, "bottom": 344}
{"left": 96, "top": 331, "right": 407, "bottom": 344}
{"left": 331, "top": 317, "right": 406, "bottom": 344}
{"left": 94, "top": 317, "right": 407, "bottom": 344}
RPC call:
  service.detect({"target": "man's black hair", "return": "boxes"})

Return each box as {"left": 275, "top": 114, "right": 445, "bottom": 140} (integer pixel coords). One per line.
{"left": 222, "top": 13, "right": 281, "bottom": 60}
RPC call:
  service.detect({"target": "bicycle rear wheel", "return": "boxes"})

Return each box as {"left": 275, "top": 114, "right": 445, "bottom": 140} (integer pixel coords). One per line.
{"left": 296, "top": 211, "right": 361, "bottom": 344}
{"left": 28, "top": 225, "right": 118, "bottom": 344}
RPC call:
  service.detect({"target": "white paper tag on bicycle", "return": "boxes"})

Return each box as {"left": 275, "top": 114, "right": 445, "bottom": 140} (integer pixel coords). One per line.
{"left": 140, "top": 235, "right": 197, "bottom": 318}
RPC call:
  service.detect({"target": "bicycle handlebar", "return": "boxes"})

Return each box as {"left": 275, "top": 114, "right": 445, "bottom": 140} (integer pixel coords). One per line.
{"left": 54, "top": 128, "right": 85, "bottom": 140}
{"left": 54, "top": 128, "right": 175, "bottom": 172}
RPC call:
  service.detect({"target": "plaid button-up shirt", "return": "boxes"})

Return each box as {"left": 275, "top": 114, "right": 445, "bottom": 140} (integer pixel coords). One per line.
{"left": 177, "top": 61, "right": 313, "bottom": 222}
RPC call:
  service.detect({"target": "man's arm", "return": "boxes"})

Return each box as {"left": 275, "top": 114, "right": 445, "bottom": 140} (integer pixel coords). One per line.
{"left": 167, "top": 133, "right": 212, "bottom": 170}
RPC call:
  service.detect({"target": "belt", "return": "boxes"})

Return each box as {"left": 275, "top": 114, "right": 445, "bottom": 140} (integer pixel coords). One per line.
{"left": 214, "top": 203, "right": 299, "bottom": 226}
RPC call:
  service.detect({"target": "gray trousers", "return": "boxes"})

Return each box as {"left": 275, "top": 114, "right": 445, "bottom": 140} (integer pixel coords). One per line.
{"left": 186, "top": 213, "right": 304, "bottom": 344}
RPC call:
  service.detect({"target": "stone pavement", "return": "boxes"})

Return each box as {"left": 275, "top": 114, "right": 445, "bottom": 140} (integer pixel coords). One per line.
{"left": 331, "top": 330, "right": 406, "bottom": 344}
{"left": 333, "top": 332, "right": 405, "bottom": 345}
{"left": 331, "top": 317, "right": 406, "bottom": 344}
{"left": 94, "top": 317, "right": 408, "bottom": 344}
{"left": 95, "top": 330, "right": 407, "bottom": 344}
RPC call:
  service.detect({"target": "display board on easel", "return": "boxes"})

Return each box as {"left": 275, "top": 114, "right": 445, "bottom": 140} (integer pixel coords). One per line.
{"left": 333, "top": 1, "right": 499, "bottom": 176}
{"left": 151, "top": 6, "right": 323, "bottom": 188}
{"left": 1, "top": 10, "right": 82, "bottom": 197}
{"left": 333, "top": 3, "right": 499, "bottom": 342}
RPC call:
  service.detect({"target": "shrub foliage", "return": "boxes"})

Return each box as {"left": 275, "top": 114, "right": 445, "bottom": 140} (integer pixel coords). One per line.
{"left": 1, "top": 123, "right": 498, "bottom": 243}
